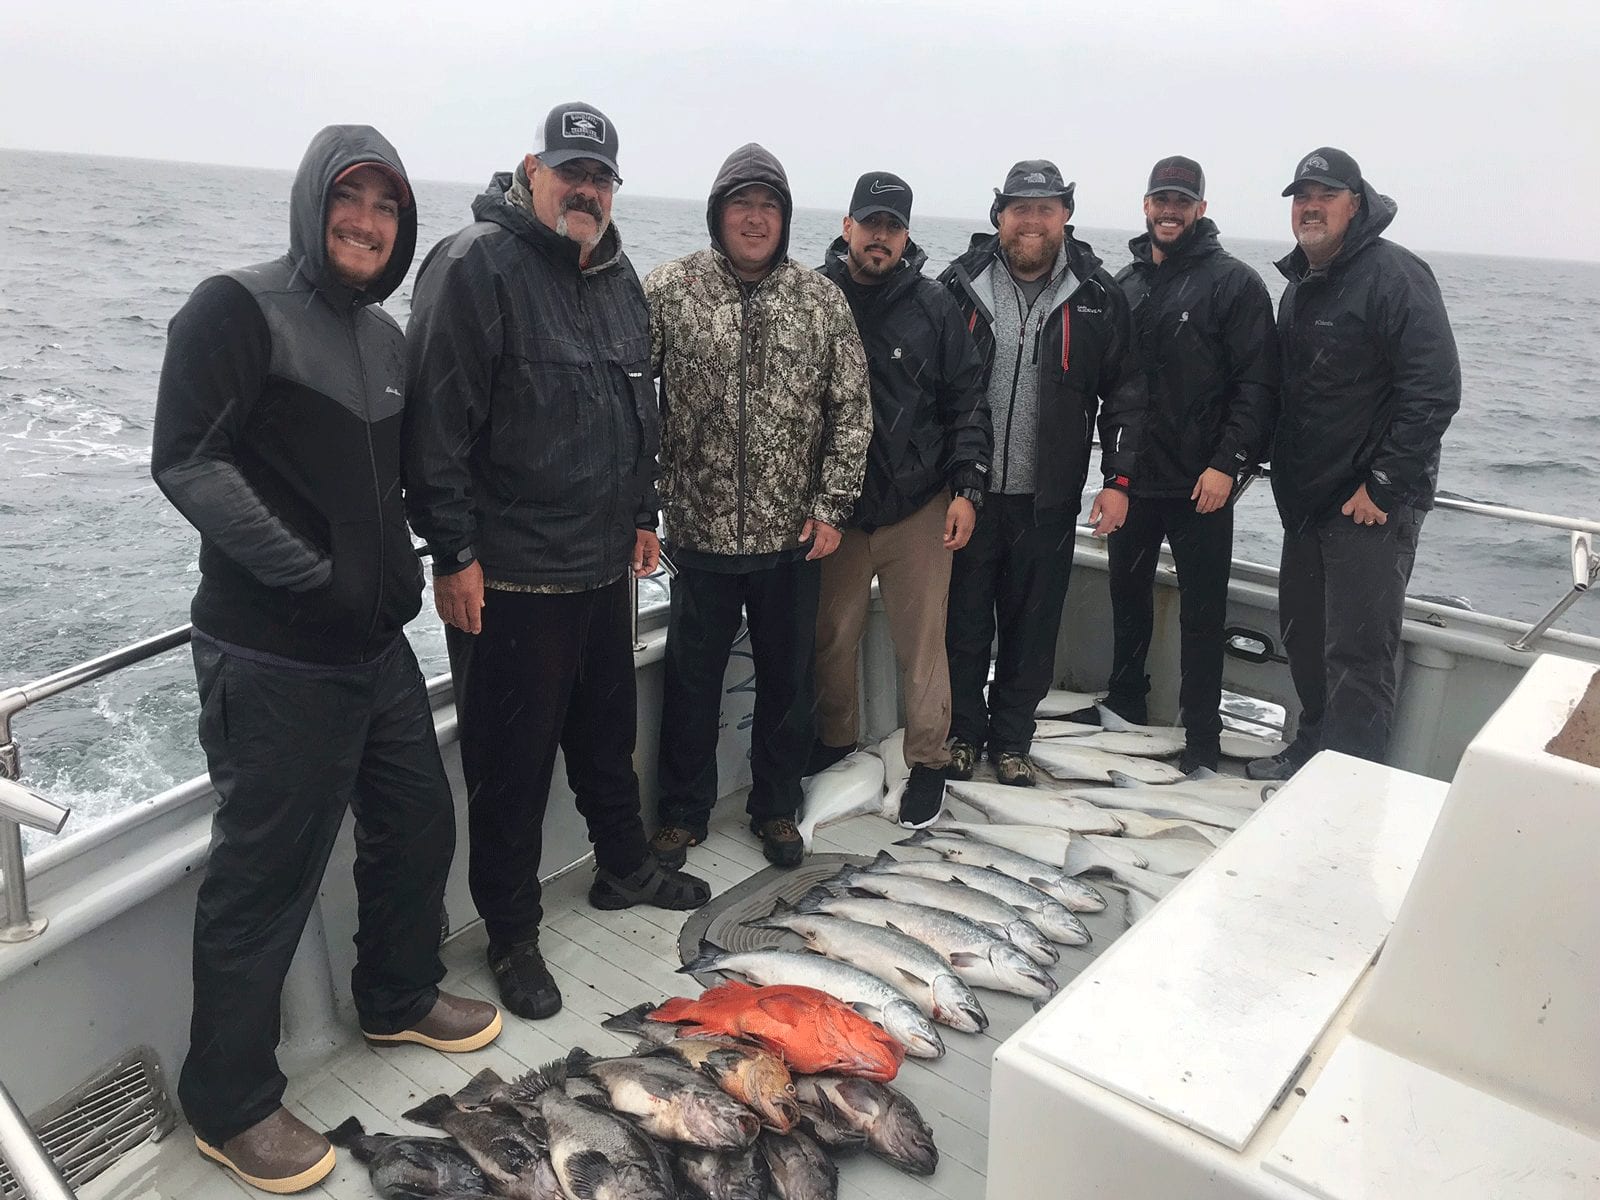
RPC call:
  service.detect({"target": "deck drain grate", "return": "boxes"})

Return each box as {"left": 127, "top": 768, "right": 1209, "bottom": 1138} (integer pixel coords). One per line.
{"left": 0, "top": 1047, "right": 177, "bottom": 1198}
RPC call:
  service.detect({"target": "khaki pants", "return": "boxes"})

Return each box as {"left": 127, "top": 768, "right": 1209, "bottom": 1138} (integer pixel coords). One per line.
{"left": 815, "top": 495, "right": 953, "bottom": 768}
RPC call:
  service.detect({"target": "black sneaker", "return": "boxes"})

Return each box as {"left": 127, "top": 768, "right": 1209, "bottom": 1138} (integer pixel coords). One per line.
{"left": 1245, "top": 750, "right": 1304, "bottom": 781}
{"left": 945, "top": 739, "right": 978, "bottom": 781}
{"left": 1180, "top": 745, "right": 1220, "bottom": 775}
{"left": 590, "top": 857, "right": 711, "bottom": 911}
{"left": 750, "top": 816, "right": 805, "bottom": 868}
{"left": 803, "top": 739, "right": 854, "bottom": 777}
{"left": 649, "top": 825, "right": 703, "bottom": 871}
{"left": 994, "top": 752, "right": 1038, "bottom": 787}
{"left": 487, "top": 938, "right": 562, "bottom": 1020}
{"left": 898, "top": 766, "right": 946, "bottom": 829}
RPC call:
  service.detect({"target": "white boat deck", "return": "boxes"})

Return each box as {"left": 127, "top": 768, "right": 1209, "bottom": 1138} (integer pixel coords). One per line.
{"left": 81, "top": 798, "right": 1132, "bottom": 1200}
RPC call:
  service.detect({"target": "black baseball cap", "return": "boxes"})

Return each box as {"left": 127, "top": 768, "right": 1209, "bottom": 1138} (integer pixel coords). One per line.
{"left": 1145, "top": 156, "right": 1205, "bottom": 201}
{"left": 536, "top": 101, "right": 621, "bottom": 179}
{"left": 991, "top": 159, "right": 1075, "bottom": 227}
{"left": 849, "top": 171, "right": 913, "bottom": 224}
{"left": 1282, "top": 147, "right": 1361, "bottom": 196}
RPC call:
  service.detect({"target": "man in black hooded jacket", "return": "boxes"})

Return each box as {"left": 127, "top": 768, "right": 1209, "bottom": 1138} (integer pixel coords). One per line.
{"left": 938, "top": 160, "right": 1138, "bottom": 786}
{"left": 152, "top": 125, "right": 500, "bottom": 1193}
{"left": 811, "top": 171, "right": 991, "bottom": 826}
{"left": 1087, "top": 157, "right": 1278, "bottom": 772}
{"left": 404, "top": 103, "right": 711, "bottom": 1025}
{"left": 1248, "top": 148, "right": 1460, "bottom": 780}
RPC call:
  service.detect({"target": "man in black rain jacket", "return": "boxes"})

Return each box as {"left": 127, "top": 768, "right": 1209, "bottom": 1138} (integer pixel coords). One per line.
{"left": 1089, "top": 157, "right": 1278, "bottom": 771}
{"left": 152, "top": 125, "right": 500, "bottom": 1192}
{"left": 938, "top": 160, "right": 1139, "bottom": 786}
{"left": 811, "top": 172, "right": 991, "bottom": 827}
{"left": 1249, "top": 147, "right": 1460, "bottom": 779}
{"left": 404, "top": 103, "right": 709, "bottom": 1025}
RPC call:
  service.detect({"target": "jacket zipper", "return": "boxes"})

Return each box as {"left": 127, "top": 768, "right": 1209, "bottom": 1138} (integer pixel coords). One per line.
{"left": 345, "top": 302, "right": 386, "bottom": 659}
{"left": 736, "top": 286, "right": 750, "bottom": 550}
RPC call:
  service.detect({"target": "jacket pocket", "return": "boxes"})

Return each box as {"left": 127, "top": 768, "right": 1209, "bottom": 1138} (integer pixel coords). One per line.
{"left": 489, "top": 358, "right": 599, "bottom": 508}
{"left": 320, "top": 519, "right": 381, "bottom": 637}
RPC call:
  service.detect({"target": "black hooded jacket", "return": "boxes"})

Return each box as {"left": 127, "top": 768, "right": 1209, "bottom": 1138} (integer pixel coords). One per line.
{"left": 1115, "top": 219, "right": 1278, "bottom": 499}
{"left": 939, "top": 230, "right": 1136, "bottom": 515}
{"left": 820, "top": 237, "right": 991, "bottom": 530}
{"left": 402, "top": 169, "right": 657, "bottom": 588}
{"left": 1271, "top": 184, "right": 1461, "bottom": 529}
{"left": 151, "top": 125, "right": 422, "bottom": 665}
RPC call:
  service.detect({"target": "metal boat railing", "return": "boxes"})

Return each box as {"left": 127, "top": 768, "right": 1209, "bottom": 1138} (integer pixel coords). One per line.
{"left": 0, "top": 497, "right": 1594, "bottom": 943}
{"left": 0, "top": 1076, "right": 76, "bottom": 1200}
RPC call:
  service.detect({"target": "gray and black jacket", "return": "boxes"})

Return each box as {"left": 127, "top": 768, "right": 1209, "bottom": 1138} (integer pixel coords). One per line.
{"left": 1271, "top": 182, "right": 1461, "bottom": 529}
{"left": 819, "top": 237, "right": 990, "bottom": 531}
{"left": 940, "top": 230, "right": 1137, "bottom": 515}
{"left": 403, "top": 168, "right": 657, "bottom": 587}
{"left": 1116, "top": 219, "right": 1279, "bottom": 499}
{"left": 151, "top": 125, "right": 422, "bottom": 665}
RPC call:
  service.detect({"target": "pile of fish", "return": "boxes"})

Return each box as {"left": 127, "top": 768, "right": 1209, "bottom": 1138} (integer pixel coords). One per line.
{"left": 326, "top": 982, "right": 936, "bottom": 1200}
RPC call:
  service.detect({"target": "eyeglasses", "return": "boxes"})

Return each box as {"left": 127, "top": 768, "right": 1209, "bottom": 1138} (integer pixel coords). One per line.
{"left": 550, "top": 162, "right": 622, "bottom": 193}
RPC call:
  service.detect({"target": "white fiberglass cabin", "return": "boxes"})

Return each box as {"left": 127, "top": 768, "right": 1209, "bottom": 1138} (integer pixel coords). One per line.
{"left": 1, "top": 497, "right": 1598, "bottom": 1200}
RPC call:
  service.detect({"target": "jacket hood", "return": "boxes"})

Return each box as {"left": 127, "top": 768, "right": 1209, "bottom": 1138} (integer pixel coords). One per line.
{"left": 1127, "top": 216, "right": 1222, "bottom": 266}
{"left": 472, "top": 168, "right": 625, "bottom": 273}
{"left": 1276, "top": 179, "right": 1397, "bottom": 280}
{"left": 706, "top": 142, "right": 793, "bottom": 266}
{"left": 821, "top": 235, "right": 929, "bottom": 299}
{"left": 289, "top": 124, "right": 417, "bottom": 303}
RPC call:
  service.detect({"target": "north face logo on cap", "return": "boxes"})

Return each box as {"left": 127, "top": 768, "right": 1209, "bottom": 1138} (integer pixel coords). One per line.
{"left": 1024, "top": 172, "right": 1047, "bottom": 184}
{"left": 1302, "top": 154, "right": 1330, "bottom": 174}
{"left": 562, "top": 111, "right": 606, "bottom": 143}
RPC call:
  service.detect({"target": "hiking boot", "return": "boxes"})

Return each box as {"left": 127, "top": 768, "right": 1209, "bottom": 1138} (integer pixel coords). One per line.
{"left": 194, "top": 1108, "right": 335, "bottom": 1194}
{"left": 1179, "top": 745, "right": 1220, "bottom": 775}
{"left": 591, "top": 856, "right": 711, "bottom": 911}
{"left": 487, "top": 938, "right": 562, "bottom": 1020}
{"left": 945, "top": 739, "right": 978, "bottom": 781}
{"left": 649, "top": 825, "right": 703, "bottom": 871}
{"left": 804, "top": 739, "right": 854, "bottom": 777}
{"left": 898, "top": 765, "right": 946, "bottom": 829}
{"left": 751, "top": 816, "right": 805, "bottom": 868}
{"left": 1245, "top": 750, "right": 1304, "bottom": 781}
{"left": 363, "top": 991, "right": 502, "bottom": 1053}
{"left": 994, "top": 752, "right": 1038, "bottom": 787}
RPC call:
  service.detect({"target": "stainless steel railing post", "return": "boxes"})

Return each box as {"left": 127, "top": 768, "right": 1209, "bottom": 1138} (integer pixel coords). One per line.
{"left": 0, "top": 817, "right": 46, "bottom": 942}
{"left": 630, "top": 571, "right": 645, "bottom": 653}
{"left": 0, "top": 1076, "right": 76, "bottom": 1200}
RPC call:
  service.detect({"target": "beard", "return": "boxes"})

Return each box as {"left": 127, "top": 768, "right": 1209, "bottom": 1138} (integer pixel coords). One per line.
{"left": 847, "top": 243, "right": 897, "bottom": 280}
{"left": 1000, "top": 226, "right": 1063, "bottom": 277}
{"left": 1146, "top": 216, "right": 1203, "bottom": 258}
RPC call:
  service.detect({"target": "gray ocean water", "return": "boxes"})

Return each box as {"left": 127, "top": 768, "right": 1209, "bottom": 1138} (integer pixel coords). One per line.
{"left": 3, "top": 147, "right": 1598, "bottom": 841}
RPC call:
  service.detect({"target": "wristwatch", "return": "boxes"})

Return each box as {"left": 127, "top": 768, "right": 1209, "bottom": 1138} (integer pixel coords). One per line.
{"left": 954, "top": 487, "right": 985, "bottom": 511}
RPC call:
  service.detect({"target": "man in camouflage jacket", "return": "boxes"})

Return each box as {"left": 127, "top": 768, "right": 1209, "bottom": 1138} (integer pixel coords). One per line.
{"left": 646, "top": 142, "right": 872, "bottom": 867}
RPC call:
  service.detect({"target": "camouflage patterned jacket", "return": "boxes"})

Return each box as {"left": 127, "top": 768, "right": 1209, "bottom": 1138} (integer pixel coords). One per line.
{"left": 646, "top": 249, "right": 872, "bottom": 558}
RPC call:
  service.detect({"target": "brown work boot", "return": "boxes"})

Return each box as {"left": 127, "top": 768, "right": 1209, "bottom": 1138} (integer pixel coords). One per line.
{"left": 194, "top": 1107, "right": 335, "bottom": 1194}
{"left": 751, "top": 816, "right": 805, "bottom": 867}
{"left": 363, "top": 991, "right": 502, "bottom": 1053}
{"left": 649, "top": 824, "right": 703, "bottom": 871}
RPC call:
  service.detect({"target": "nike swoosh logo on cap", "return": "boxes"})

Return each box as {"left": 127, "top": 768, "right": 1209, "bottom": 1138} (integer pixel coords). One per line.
{"left": 869, "top": 181, "right": 905, "bottom": 194}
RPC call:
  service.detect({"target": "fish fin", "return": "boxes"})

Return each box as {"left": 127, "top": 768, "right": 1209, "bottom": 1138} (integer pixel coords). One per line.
{"left": 1108, "top": 770, "right": 1138, "bottom": 788}
{"left": 451, "top": 1066, "right": 506, "bottom": 1108}
{"left": 947, "top": 951, "right": 984, "bottom": 968}
{"left": 679, "top": 938, "right": 731, "bottom": 975}
{"left": 892, "top": 828, "right": 934, "bottom": 847}
{"left": 565, "top": 1046, "right": 599, "bottom": 1075}
{"left": 871, "top": 849, "right": 898, "bottom": 868}
{"left": 1094, "top": 704, "right": 1136, "bottom": 732}
{"left": 895, "top": 966, "right": 933, "bottom": 989}
{"left": 399, "top": 1093, "right": 454, "bottom": 1128}
{"left": 844, "top": 886, "right": 880, "bottom": 899}
{"left": 322, "top": 1117, "right": 370, "bottom": 1160}
{"left": 508, "top": 1059, "right": 567, "bottom": 1104}
{"left": 1187, "top": 766, "right": 1219, "bottom": 780}
{"left": 563, "top": 1149, "right": 615, "bottom": 1199}
{"left": 848, "top": 1001, "right": 883, "bottom": 1021}
{"left": 793, "top": 885, "right": 835, "bottom": 913}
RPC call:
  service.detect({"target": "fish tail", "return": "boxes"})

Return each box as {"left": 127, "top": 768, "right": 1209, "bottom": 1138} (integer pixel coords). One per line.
{"left": 601, "top": 1002, "right": 654, "bottom": 1037}
{"left": 399, "top": 1093, "right": 454, "bottom": 1128}
{"left": 680, "top": 938, "right": 730, "bottom": 975}
{"left": 452, "top": 1067, "right": 506, "bottom": 1107}
{"left": 892, "top": 828, "right": 934, "bottom": 847}
{"left": 323, "top": 1117, "right": 372, "bottom": 1161}
{"left": 565, "top": 1046, "right": 599, "bottom": 1075}
{"left": 869, "top": 849, "right": 898, "bottom": 869}
{"left": 793, "top": 885, "right": 834, "bottom": 913}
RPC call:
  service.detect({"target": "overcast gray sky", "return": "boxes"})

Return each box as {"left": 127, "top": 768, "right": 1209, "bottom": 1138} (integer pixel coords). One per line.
{"left": 5, "top": 0, "right": 1598, "bottom": 261}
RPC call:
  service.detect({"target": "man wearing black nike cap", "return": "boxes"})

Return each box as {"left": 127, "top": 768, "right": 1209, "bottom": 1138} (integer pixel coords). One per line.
{"left": 1248, "top": 147, "right": 1460, "bottom": 781}
{"left": 811, "top": 172, "right": 990, "bottom": 826}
